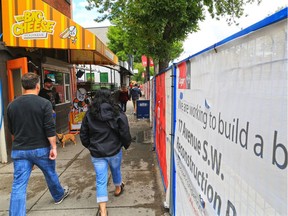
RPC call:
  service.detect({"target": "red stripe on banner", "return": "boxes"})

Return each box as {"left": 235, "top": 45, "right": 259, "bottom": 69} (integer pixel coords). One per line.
{"left": 155, "top": 73, "right": 168, "bottom": 187}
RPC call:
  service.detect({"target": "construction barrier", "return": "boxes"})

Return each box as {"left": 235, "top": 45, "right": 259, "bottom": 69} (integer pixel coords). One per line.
{"left": 144, "top": 8, "right": 287, "bottom": 216}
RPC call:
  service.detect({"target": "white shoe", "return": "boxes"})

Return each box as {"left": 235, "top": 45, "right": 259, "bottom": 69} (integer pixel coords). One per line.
{"left": 55, "top": 186, "right": 70, "bottom": 204}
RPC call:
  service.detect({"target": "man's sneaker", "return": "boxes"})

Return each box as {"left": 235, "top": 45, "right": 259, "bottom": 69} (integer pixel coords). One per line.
{"left": 55, "top": 186, "right": 70, "bottom": 204}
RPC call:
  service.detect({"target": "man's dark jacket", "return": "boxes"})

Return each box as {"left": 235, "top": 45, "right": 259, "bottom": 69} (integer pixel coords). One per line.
{"left": 7, "top": 94, "right": 55, "bottom": 150}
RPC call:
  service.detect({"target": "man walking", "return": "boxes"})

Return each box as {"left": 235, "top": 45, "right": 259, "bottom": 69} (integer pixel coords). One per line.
{"left": 130, "top": 83, "right": 142, "bottom": 114}
{"left": 7, "top": 73, "right": 69, "bottom": 216}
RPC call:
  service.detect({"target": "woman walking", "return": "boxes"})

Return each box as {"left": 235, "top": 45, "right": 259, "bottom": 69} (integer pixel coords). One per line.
{"left": 80, "top": 89, "right": 132, "bottom": 216}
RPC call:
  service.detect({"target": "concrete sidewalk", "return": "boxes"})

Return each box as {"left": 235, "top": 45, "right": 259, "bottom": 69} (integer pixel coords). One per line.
{"left": 0, "top": 100, "right": 168, "bottom": 216}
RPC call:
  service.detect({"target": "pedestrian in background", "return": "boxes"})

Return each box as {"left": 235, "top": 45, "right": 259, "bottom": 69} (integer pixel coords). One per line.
{"left": 39, "top": 78, "right": 57, "bottom": 120}
{"left": 39, "top": 78, "right": 56, "bottom": 110}
{"left": 80, "top": 89, "right": 132, "bottom": 216}
{"left": 7, "top": 73, "right": 69, "bottom": 216}
{"left": 52, "top": 86, "right": 61, "bottom": 104}
{"left": 130, "top": 83, "right": 142, "bottom": 114}
{"left": 118, "top": 85, "right": 130, "bottom": 112}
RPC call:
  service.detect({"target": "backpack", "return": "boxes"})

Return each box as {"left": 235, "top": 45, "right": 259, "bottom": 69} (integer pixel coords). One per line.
{"left": 130, "top": 87, "right": 141, "bottom": 100}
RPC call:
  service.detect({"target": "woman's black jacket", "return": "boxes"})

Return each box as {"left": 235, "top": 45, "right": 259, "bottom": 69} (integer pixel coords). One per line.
{"left": 80, "top": 103, "right": 132, "bottom": 158}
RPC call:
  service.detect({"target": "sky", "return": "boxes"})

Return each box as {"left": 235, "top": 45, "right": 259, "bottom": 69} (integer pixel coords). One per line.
{"left": 72, "top": 0, "right": 287, "bottom": 60}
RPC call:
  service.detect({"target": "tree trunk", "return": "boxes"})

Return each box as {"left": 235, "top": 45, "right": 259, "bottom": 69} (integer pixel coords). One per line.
{"left": 158, "top": 60, "right": 170, "bottom": 73}
{"left": 146, "top": 57, "right": 150, "bottom": 82}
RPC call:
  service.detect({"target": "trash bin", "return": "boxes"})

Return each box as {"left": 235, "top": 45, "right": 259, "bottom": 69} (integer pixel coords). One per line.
{"left": 136, "top": 100, "right": 150, "bottom": 119}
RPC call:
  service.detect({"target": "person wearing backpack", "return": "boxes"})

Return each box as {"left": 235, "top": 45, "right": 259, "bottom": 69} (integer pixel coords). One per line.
{"left": 130, "top": 83, "right": 142, "bottom": 114}
{"left": 80, "top": 89, "right": 132, "bottom": 216}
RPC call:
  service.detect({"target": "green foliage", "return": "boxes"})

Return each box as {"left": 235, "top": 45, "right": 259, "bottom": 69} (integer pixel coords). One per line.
{"left": 131, "top": 62, "right": 154, "bottom": 83}
{"left": 107, "top": 25, "right": 129, "bottom": 61}
{"left": 86, "top": 0, "right": 262, "bottom": 71}
{"left": 106, "top": 24, "right": 144, "bottom": 62}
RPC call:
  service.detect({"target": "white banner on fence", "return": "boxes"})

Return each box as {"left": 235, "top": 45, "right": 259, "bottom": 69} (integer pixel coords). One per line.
{"left": 174, "top": 20, "right": 287, "bottom": 216}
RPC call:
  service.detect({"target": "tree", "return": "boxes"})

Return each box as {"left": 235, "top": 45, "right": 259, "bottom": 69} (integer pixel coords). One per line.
{"left": 106, "top": 24, "right": 128, "bottom": 61}
{"left": 131, "top": 62, "right": 155, "bottom": 83}
{"left": 86, "top": 0, "right": 262, "bottom": 71}
{"left": 106, "top": 24, "right": 142, "bottom": 62}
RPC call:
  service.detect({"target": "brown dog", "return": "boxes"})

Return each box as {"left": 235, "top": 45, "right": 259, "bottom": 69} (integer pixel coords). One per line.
{"left": 56, "top": 132, "right": 78, "bottom": 148}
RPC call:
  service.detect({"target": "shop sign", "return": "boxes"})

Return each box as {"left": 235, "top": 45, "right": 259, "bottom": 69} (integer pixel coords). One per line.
{"left": 12, "top": 10, "right": 56, "bottom": 40}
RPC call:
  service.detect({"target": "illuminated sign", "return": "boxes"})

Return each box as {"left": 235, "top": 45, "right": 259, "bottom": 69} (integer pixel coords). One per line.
{"left": 12, "top": 10, "right": 56, "bottom": 40}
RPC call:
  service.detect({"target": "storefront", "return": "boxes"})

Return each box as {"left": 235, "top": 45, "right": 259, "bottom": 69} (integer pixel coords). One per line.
{"left": 0, "top": 0, "right": 118, "bottom": 163}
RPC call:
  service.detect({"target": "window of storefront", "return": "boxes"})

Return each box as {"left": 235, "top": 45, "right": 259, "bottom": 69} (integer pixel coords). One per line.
{"left": 44, "top": 70, "right": 71, "bottom": 104}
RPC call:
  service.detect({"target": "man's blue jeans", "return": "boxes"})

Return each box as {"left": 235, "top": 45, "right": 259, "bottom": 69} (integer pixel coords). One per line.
{"left": 120, "top": 102, "right": 127, "bottom": 112}
{"left": 91, "top": 150, "right": 122, "bottom": 203}
{"left": 9, "top": 147, "right": 64, "bottom": 216}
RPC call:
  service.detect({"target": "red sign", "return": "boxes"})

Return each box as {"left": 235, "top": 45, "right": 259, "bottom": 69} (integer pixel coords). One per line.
{"left": 178, "top": 61, "right": 191, "bottom": 89}
{"left": 141, "top": 55, "right": 154, "bottom": 67}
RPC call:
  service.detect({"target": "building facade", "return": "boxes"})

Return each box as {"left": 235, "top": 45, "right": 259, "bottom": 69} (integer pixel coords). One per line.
{"left": 0, "top": 0, "right": 118, "bottom": 163}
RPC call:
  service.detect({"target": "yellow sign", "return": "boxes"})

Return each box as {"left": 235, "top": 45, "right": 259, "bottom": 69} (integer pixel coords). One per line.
{"left": 12, "top": 10, "right": 56, "bottom": 39}
{"left": 2, "top": 0, "right": 94, "bottom": 50}
{"left": 1, "top": 0, "right": 118, "bottom": 65}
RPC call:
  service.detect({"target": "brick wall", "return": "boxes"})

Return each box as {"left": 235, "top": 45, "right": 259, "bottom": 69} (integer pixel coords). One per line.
{"left": 42, "top": 0, "right": 72, "bottom": 18}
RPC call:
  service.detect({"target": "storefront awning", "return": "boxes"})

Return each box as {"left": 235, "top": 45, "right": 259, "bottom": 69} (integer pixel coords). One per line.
{"left": 1, "top": 0, "right": 118, "bottom": 65}
{"left": 102, "top": 65, "right": 134, "bottom": 76}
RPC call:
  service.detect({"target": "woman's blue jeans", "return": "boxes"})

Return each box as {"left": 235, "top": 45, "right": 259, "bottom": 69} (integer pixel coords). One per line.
{"left": 91, "top": 150, "right": 122, "bottom": 203}
{"left": 9, "top": 147, "right": 64, "bottom": 216}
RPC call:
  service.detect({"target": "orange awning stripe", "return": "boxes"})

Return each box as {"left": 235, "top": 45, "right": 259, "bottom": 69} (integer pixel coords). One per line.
{"left": 1, "top": 0, "right": 118, "bottom": 65}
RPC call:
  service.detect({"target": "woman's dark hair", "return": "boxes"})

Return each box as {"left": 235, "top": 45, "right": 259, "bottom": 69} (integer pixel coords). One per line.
{"left": 89, "top": 89, "right": 119, "bottom": 117}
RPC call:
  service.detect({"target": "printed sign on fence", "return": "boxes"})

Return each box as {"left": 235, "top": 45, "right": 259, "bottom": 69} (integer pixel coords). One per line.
{"left": 174, "top": 18, "right": 287, "bottom": 216}
{"left": 136, "top": 100, "right": 150, "bottom": 119}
